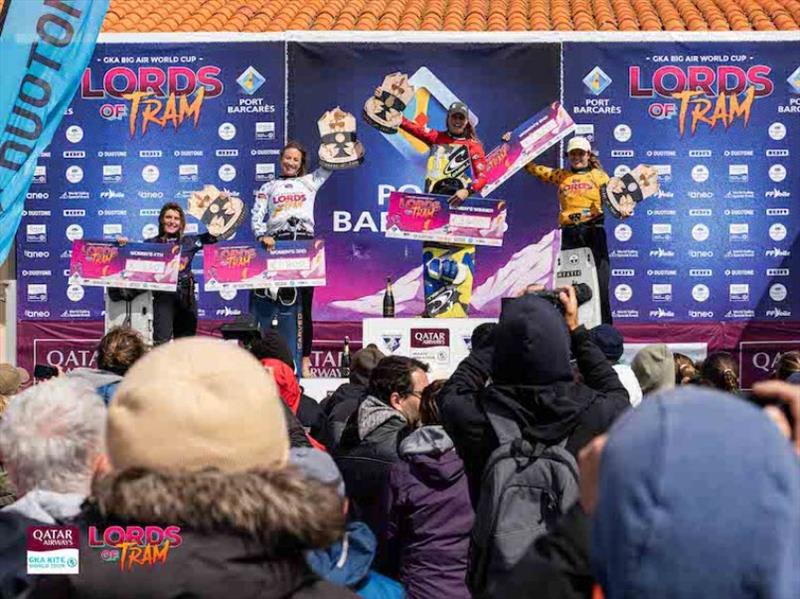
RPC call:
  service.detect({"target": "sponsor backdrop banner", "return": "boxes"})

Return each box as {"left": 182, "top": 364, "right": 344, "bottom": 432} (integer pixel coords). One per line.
{"left": 13, "top": 36, "right": 800, "bottom": 381}
{"left": 16, "top": 40, "right": 285, "bottom": 321}
{"left": 563, "top": 41, "right": 800, "bottom": 325}
{"left": 288, "top": 42, "right": 562, "bottom": 319}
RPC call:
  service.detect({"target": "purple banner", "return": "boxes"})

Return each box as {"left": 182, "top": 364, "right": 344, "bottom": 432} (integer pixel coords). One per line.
{"left": 69, "top": 240, "right": 179, "bottom": 291}
{"left": 481, "top": 101, "right": 575, "bottom": 197}
{"left": 203, "top": 240, "right": 326, "bottom": 291}
{"left": 386, "top": 192, "right": 507, "bottom": 247}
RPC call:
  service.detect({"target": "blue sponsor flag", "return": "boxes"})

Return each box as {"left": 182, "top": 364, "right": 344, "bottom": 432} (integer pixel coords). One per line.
{"left": 0, "top": 0, "right": 109, "bottom": 264}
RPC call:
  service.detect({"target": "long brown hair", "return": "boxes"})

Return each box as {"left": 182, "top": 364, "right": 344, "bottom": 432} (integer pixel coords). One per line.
{"left": 419, "top": 379, "right": 447, "bottom": 426}
{"left": 588, "top": 152, "right": 604, "bottom": 171}
{"left": 281, "top": 140, "right": 308, "bottom": 177}
{"left": 157, "top": 203, "right": 186, "bottom": 238}
{"left": 773, "top": 350, "right": 800, "bottom": 380}
{"left": 699, "top": 352, "right": 740, "bottom": 393}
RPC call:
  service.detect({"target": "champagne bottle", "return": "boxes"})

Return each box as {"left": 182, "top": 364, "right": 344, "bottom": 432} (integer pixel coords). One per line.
{"left": 340, "top": 336, "right": 351, "bottom": 378}
{"left": 383, "top": 277, "right": 395, "bottom": 318}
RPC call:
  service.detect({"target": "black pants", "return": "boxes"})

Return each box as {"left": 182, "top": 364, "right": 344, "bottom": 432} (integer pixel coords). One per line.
{"left": 153, "top": 280, "right": 197, "bottom": 344}
{"left": 561, "top": 222, "right": 612, "bottom": 325}
{"left": 300, "top": 286, "right": 313, "bottom": 357}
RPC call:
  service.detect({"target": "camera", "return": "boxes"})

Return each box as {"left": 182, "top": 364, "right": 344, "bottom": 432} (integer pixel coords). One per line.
{"left": 531, "top": 283, "right": 593, "bottom": 312}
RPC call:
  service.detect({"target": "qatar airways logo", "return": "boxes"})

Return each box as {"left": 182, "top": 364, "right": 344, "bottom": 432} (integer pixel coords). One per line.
{"left": 629, "top": 64, "right": 772, "bottom": 136}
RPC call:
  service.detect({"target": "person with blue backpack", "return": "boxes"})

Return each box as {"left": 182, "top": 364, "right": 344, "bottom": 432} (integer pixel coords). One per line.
{"left": 437, "top": 286, "right": 630, "bottom": 595}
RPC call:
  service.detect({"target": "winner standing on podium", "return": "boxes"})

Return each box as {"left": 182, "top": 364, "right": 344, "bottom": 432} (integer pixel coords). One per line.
{"left": 251, "top": 116, "right": 364, "bottom": 376}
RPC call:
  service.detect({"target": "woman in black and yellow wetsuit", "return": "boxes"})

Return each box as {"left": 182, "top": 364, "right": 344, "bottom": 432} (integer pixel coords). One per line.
{"left": 520, "top": 135, "right": 613, "bottom": 324}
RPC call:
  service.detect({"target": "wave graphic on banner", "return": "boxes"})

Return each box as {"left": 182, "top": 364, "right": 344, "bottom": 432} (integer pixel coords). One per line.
{"left": 0, "top": 0, "right": 109, "bottom": 264}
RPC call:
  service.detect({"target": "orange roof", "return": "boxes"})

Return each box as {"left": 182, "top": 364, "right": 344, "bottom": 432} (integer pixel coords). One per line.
{"left": 1, "top": 0, "right": 798, "bottom": 31}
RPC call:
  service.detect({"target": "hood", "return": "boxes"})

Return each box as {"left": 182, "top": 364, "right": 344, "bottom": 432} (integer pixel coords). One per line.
{"left": 592, "top": 387, "right": 800, "bottom": 599}
{"left": 262, "top": 358, "right": 301, "bottom": 414}
{"left": 482, "top": 381, "right": 597, "bottom": 444}
{"left": 3, "top": 489, "right": 84, "bottom": 524}
{"left": 399, "top": 425, "right": 454, "bottom": 456}
{"left": 357, "top": 395, "right": 407, "bottom": 439}
{"left": 68, "top": 368, "right": 123, "bottom": 389}
{"left": 88, "top": 466, "right": 345, "bottom": 554}
{"left": 306, "top": 520, "right": 375, "bottom": 587}
{"left": 492, "top": 294, "right": 573, "bottom": 385}
{"left": 399, "top": 426, "right": 463, "bottom": 485}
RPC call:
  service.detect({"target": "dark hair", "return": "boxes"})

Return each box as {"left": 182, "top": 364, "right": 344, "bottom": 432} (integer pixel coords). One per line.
{"left": 699, "top": 352, "right": 739, "bottom": 393}
{"left": 281, "top": 140, "right": 308, "bottom": 177}
{"left": 97, "top": 327, "right": 147, "bottom": 376}
{"left": 248, "top": 331, "right": 294, "bottom": 370}
{"left": 419, "top": 379, "right": 447, "bottom": 426}
{"left": 673, "top": 352, "right": 698, "bottom": 385}
{"left": 157, "top": 203, "right": 186, "bottom": 238}
{"left": 367, "top": 356, "right": 429, "bottom": 405}
{"left": 773, "top": 350, "right": 800, "bottom": 381}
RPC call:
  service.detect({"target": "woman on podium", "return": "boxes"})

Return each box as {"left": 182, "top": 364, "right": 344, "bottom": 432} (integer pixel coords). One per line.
{"left": 251, "top": 141, "right": 332, "bottom": 377}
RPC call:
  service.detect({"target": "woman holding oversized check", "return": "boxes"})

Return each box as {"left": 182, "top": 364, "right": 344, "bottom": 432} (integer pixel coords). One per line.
{"left": 119, "top": 202, "right": 221, "bottom": 344}
{"left": 251, "top": 116, "right": 364, "bottom": 376}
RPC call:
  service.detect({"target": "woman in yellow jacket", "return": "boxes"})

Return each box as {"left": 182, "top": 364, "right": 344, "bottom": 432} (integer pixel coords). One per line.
{"left": 523, "top": 136, "right": 613, "bottom": 324}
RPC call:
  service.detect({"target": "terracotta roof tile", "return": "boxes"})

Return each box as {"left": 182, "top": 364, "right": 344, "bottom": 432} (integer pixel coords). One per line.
{"left": 0, "top": 0, "right": 797, "bottom": 30}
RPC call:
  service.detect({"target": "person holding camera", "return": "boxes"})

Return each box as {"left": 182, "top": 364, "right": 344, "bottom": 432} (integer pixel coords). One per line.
{"left": 437, "top": 285, "right": 630, "bottom": 507}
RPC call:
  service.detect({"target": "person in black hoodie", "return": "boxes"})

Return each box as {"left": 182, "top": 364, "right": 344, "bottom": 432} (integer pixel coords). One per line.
{"left": 438, "top": 286, "right": 630, "bottom": 506}
{"left": 320, "top": 344, "right": 385, "bottom": 450}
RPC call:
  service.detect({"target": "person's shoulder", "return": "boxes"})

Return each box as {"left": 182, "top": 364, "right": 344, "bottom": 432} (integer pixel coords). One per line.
{"left": 294, "top": 578, "right": 359, "bottom": 598}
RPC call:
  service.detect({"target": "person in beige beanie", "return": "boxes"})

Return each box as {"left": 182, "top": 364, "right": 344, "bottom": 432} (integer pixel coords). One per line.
{"left": 0, "top": 363, "right": 29, "bottom": 415}
{"left": 631, "top": 344, "right": 676, "bottom": 396}
{"left": 35, "top": 338, "right": 356, "bottom": 599}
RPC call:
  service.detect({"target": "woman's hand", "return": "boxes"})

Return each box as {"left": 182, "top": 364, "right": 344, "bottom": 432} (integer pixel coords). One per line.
{"left": 116, "top": 236, "right": 128, "bottom": 246}
{"left": 259, "top": 236, "right": 276, "bottom": 251}
{"left": 374, "top": 86, "right": 382, "bottom": 98}
{"left": 501, "top": 131, "right": 512, "bottom": 142}
{"left": 448, "top": 188, "right": 469, "bottom": 207}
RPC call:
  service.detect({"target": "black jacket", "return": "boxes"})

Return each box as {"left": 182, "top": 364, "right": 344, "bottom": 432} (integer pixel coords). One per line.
{"left": 484, "top": 503, "right": 594, "bottom": 599}
{"left": 319, "top": 383, "right": 368, "bottom": 450}
{"left": 297, "top": 393, "right": 325, "bottom": 441}
{"left": 0, "top": 511, "right": 41, "bottom": 599}
{"left": 439, "top": 295, "right": 630, "bottom": 506}
{"left": 30, "top": 468, "right": 355, "bottom": 599}
{"left": 334, "top": 397, "right": 409, "bottom": 537}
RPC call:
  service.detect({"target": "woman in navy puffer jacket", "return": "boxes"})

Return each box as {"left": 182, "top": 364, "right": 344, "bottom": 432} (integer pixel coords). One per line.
{"left": 379, "top": 380, "right": 474, "bottom": 599}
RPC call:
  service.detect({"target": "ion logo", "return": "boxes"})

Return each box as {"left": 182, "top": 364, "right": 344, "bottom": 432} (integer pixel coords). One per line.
{"left": 769, "top": 223, "right": 787, "bottom": 241}
{"left": 614, "top": 223, "right": 632, "bottom": 242}
{"left": 65, "top": 165, "right": 83, "bottom": 183}
{"left": 769, "top": 283, "right": 787, "bottom": 302}
{"left": 67, "top": 285, "right": 85, "bottom": 302}
{"left": 769, "top": 164, "right": 786, "bottom": 182}
{"left": 614, "top": 284, "right": 633, "bottom": 302}
{"left": 613, "top": 124, "right": 631, "bottom": 142}
{"left": 691, "top": 164, "right": 709, "bottom": 182}
{"left": 692, "top": 284, "right": 710, "bottom": 302}
{"left": 691, "top": 223, "right": 709, "bottom": 242}
{"left": 142, "top": 165, "right": 160, "bottom": 183}
{"left": 65, "top": 224, "right": 84, "bottom": 241}
{"left": 218, "top": 122, "right": 237, "bottom": 140}
{"left": 218, "top": 164, "right": 236, "bottom": 182}
{"left": 768, "top": 122, "right": 786, "bottom": 140}
{"left": 65, "top": 125, "right": 83, "bottom": 143}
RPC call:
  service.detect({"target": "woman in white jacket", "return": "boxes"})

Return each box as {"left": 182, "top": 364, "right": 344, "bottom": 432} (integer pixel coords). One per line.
{"left": 251, "top": 141, "right": 331, "bottom": 377}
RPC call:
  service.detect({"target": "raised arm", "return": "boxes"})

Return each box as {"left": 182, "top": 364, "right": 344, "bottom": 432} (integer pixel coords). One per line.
{"left": 526, "top": 162, "right": 570, "bottom": 185}
{"left": 400, "top": 116, "right": 440, "bottom": 146}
